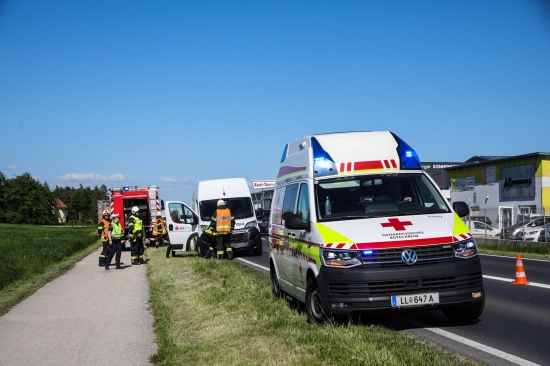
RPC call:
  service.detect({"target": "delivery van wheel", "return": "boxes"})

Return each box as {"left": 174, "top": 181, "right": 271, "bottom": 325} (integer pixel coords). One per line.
{"left": 270, "top": 263, "right": 284, "bottom": 298}
{"left": 306, "top": 278, "right": 326, "bottom": 325}
{"left": 197, "top": 239, "right": 205, "bottom": 257}
{"left": 188, "top": 236, "right": 197, "bottom": 252}
{"left": 442, "top": 298, "right": 484, "bottom": 324}
{"left": 253, "top": 241, "right": 262, "bottom": 256}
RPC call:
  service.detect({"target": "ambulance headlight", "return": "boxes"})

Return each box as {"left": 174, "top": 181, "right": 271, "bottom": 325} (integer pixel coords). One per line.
{"left": 245, "top": 220, "right": 257, "bottom": 229}
{"left": 454, "top": 239, "right": 478, "bottom": 258}
{"left": 321, "top": 249, "right": 362, "bottom": 268}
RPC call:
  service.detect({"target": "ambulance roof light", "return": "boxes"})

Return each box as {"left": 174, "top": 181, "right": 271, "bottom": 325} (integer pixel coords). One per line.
{"left": 391, "top": 133, "right": 422, "bottom": 170}
{"left": 311, "top": 137, "right": 337, "bottom": 177}
{"left": 280, "top": 144, "right": 289, "bottom": 163}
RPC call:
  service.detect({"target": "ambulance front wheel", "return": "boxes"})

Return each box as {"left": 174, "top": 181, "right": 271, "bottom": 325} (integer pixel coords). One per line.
{"left": 442, "top": 298, "right": 485, "bottom": 324}
{"left": 306, "top": 278, "right": 326, "bottom": 325}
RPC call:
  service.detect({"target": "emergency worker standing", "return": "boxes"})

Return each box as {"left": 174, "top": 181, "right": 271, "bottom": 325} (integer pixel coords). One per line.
{"left": 153, "top": 211, "right": 166, "bottom": 248}
{"left": 97, "top": 210, "right": 111, "bottom": 266}
{"left": 105, "top": 213, "right": 123, "bottom": 270}
{"left": 128, "top": 206, "right": 145, "bottom": 265}
{"left": 211, "top": 200, "right": 235, "bottom": 259}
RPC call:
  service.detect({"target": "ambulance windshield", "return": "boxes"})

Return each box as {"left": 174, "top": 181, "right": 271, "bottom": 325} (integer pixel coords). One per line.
{"left": 315, "top": 173, "right": 451, "bottom": 221}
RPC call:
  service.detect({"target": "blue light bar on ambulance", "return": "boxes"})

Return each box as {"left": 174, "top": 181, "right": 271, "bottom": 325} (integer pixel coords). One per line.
{"left": 391, "top": 133, "right": 422, "bottom": 170}
{"left": 280, "top": 144, "right": 289, "bottom": 163}
{"left": 311, "top": 137, "right": 338, "bottom": 177}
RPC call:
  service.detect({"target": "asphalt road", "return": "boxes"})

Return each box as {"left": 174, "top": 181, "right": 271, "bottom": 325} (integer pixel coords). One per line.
{"left": 238, "top": 237, "right": 550, "bottom": 366}
{"left": 0, "top": 247, "right": 156, "bottom": 366}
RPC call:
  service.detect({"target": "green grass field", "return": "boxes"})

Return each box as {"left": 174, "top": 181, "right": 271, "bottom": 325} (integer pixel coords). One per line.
{"left": 0, "top": 224, "right": 98, "bottom": 315}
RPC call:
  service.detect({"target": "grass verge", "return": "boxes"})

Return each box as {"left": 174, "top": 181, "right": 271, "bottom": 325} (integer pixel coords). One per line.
{"left": 146, "top": 248, "right": 478, "bottom": 366}
{"left": 477, "top": 239, "right": 550, "bottom": 260}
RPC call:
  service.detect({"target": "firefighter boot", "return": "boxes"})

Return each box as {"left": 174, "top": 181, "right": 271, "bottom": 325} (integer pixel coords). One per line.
{"left": 204, "top": 249, "right": 212, "bottom": 259}
{"left": 99, "top": 257, "right": 105, "bottom": 267}
{"left": 226, "top": 249, "right": 233, "bottom": 260}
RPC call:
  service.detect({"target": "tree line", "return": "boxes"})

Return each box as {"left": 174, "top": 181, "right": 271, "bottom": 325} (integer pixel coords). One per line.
{"left": 0, "top": 171, "right": 108, "bottom": 225}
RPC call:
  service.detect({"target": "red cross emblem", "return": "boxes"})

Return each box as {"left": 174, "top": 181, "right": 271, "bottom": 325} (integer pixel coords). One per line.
{"left": 381, "top": 218, "right": 412, "bottom": 231}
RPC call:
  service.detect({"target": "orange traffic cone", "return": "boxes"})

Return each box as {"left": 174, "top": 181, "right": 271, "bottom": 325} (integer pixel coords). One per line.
{"left": 512, "top": 254, "right": 530, "bottom": 285}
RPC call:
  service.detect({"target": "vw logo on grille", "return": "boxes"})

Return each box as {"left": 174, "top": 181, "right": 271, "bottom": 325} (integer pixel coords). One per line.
{"left": 401, "top": 249, "right": 418, "bottom": 265}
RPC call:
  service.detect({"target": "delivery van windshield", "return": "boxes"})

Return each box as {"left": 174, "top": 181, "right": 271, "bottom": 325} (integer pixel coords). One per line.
{"left": 316, "top": 173, "right": 451, "bottom": 221}
{"left": 199, "top": 197, "right": 254, "bottom": 221}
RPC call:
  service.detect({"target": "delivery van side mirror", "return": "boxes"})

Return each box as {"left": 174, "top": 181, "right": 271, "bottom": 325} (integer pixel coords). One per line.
{"left": 453, "top": 201, "right": 469, "bottom": 218}
{"left": 192, "top": 215, "right": 198, "bottom": 225}
{"left": 285, "top": 214, "right": 310, "bottom": 231}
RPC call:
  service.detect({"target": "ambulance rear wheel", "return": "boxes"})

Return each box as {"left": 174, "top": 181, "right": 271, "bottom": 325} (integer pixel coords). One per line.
{"left": 270, "top": 263, "right": 284, "bottom": 298}
{"left": 306, "top": 278, "right": 326, "bottom": 325}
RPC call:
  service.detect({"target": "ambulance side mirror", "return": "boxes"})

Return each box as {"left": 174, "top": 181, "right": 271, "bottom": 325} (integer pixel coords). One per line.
{"left": 285, "top": 214, "right": 310, "bottom": 231}
{"left": 453, "top": 201, "right": 469, "bottom": 218}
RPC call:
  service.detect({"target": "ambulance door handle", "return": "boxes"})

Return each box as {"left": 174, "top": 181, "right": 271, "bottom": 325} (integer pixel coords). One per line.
{"left": 287, "top": 232, "right": 296, "bottom": 237}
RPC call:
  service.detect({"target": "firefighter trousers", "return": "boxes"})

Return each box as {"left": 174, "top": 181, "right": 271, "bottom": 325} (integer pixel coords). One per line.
{"left": 130, "top": 237, "right": 144, "bottom": 264}
{"left": 99, "top": 241, "right": 109, "bottom": 266}
{"left": 216, "top": 235, "right": 233, "bottom": 259}
{"left": 105, "top": 239, "right": 122, "bottom": 267}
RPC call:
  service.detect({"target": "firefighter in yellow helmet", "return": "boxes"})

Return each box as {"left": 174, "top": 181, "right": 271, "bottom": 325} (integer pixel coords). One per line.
{"left": 97, "top": 209, "right": 111, "bottom": 266}
{"left": 211, "top": 199, "right": 235, "bottom": 259}
{"left": 128, "top": 206, "right": 145, "bottom": 265}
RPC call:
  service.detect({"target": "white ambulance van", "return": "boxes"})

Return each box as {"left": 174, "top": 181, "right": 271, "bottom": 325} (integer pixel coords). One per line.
{"left": 269, "top": 131, "right": 484, "bottom": 324}
{"left": 193, "top": 178, "right": 262, "bottom": 257}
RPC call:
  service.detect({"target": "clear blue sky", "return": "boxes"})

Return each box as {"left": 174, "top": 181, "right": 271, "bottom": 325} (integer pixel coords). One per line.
{"left": 1, "top": 0, "right": 549, "bottom": 203}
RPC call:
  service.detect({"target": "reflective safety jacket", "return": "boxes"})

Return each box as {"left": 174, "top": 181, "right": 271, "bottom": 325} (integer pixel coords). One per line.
{"left": 128, "top": 214, "right": 143, "bottom": 239}
{"left": 212, "top": 208, "right": 234, "bottom": 235}
{"left": 98, "top": 218, "right": 110, "bottom": 242}
{"left": 153, "top": 217, "right": 166, "bottom": 236}
{"left": 111, "top": 222, "right": 123, "bottom": 240}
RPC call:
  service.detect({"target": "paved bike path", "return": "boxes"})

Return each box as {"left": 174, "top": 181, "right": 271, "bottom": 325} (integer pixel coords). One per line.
{"left": 0, "top": 247, "right": 157, "bottom": 366}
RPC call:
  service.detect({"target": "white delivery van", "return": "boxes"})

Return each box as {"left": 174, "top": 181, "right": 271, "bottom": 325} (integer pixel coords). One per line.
{"left": 193, "top": 178, "right": 262, "bottom": 256}
{"left": 162, "top": 200, "right": 199, "bottom": 257}
{"left": 269, "top": 131, "right": 484, "bottom": 324}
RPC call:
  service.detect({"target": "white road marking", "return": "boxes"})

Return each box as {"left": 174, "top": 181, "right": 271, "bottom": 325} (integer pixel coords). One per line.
{"left": 235, "top": 258, "right": 269, "bottom": 272}
{"left": 406, "top": 318, "right": 542, "bottom": 366}
{"left": 483, "top": 275, "right": 550, "bottom": 289}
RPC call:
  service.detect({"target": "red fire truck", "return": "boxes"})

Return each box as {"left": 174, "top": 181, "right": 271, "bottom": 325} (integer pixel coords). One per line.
{"left": 109, "top": 185, "right": 161, "bottom": 248}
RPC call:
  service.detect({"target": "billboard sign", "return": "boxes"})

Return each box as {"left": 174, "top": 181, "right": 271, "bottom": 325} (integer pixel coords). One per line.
{"left": 252, "top": 181, "right": 276, "bottom": 190}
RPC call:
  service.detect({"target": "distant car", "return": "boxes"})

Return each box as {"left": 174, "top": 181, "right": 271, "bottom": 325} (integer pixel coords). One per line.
{"left": 518, "top": 223, "right": 550, "bottom": 242}
{"left": 468, "top": 216, "right": 492, "bottom": 227}
{"left": 256, "top": 208, "right": 270, "bottom": 234}
{"left": 501, "top": 216, "right": 549, "bottom": 240}
{"left": 468, "top": 221, "right": 500, "bottom": 236}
